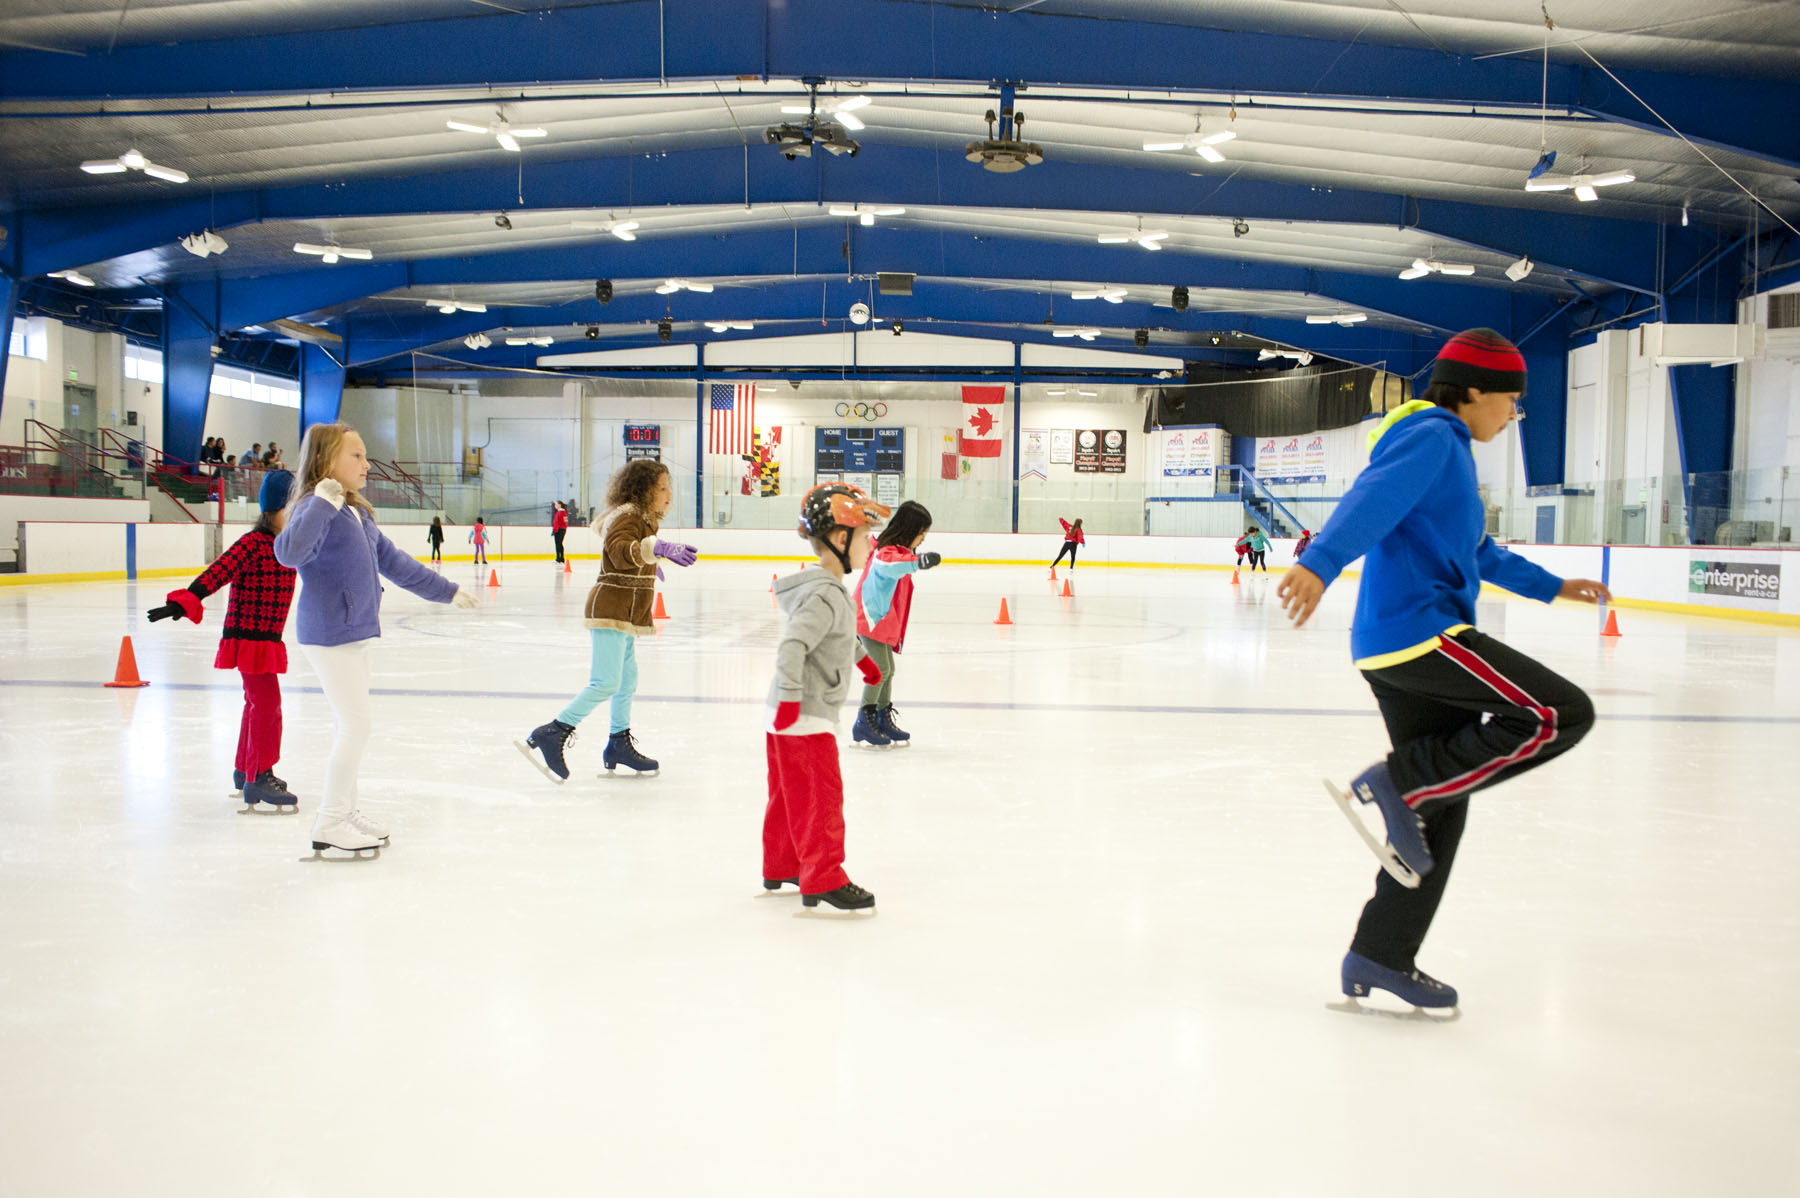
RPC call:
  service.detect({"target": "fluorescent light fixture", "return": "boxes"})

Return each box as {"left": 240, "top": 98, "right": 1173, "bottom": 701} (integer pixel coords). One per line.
{"left": 1399, "top": 257, "right": 1474, "bottom": 280}
{"left": 656, "top": 279, "right": 714, "bottom": 294}
{"left": 1044, "top": 389, "right": 1067, "bottom": 396}
{"left": 1589, "top": 171, "right": 1636, "bottom": 188}
{"left": 1438, "top": 262, "right": 1476, "bottom": 276}
{"left": 706, "top": 322, "right": 755, "bottom": 332}
{"left": 446, "top": 120, "right": 489, "bottom": 135}
{"left": 1259, "top": 348, "right": 1314, "bottom": 366}
{"left": 1398, "top": 260, "right": 1432, "bottom": 280}
{"left": 783, "top": 93, "right": 872, "bottom": 131}
{"left": 1574, "top": 185, "right": 1599, "bottom": 202}
{"left": 142, "top": 164, "right": 189, "bottom": 183}
{"left": 80, "top": 160, "right": 129, "bottom": 174}
{"left": 1505, "top": 256, "right": 1534, "bottom": 282}
{"left": 828, "top": 204, "right": 904, "bottom": 226}
{"left": 1524, "top": 169, "right": 1634, "bottom": 198}
{"left": 496, "top": 132, "right": 521, "bottom": 153}
{"left": 610, "top": 221, "right": 639, "bottom": 241}
{"left": 504, "top": 336, "right": 554, "bottom": 347}
{"left": 119, "top": 150, "right": 146, "bottom": 169}
{"left": 1196, "top": 145, "right": 1226, "bottom": 164}
{"left": 429, "top": 299, "right": 487, "bottom": 314}
{"left": 1306, "top": 312, "right": 1367, "bottom": 325}
{"left": 49, "top": 269, "right": 96, "bottom": 287}
{"left": 1052, "top": 327, "right": 1101, "bottom": 341}
{"left": 1200, "top": 130, "right": 1237, "bottom": 146}
{"left": 446, "top": 116, "right": 547, "bottom": 152}
{"left": 1077, "top": 389, "right": 1098, "bottom": 397}
{"left": 1071, "top": 287, "right": 1129, "bottom": 303}
{"left": 1142, "top": 140, "right": 1188, "bottom": 152}
{"left": 1097, "top": 230, "right": 1167, "bottom": 251}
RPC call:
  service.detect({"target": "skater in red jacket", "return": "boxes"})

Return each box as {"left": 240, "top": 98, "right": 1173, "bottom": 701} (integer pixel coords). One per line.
{"left": 147, "top": 470, "right": 300, "bottom": 811}
{"left": 1051, "top": 516, "right": 1085, "bottom": 574}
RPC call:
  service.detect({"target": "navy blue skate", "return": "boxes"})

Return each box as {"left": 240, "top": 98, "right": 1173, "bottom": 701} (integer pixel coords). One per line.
{"left": 1340, "top": 950, "right": 1458, "bottom": 1009}
{"left": 233, "top": 769, "right": 246, "bottom": 792}
{"left": 514, "top": 719, "right": 576, "bottom": 783}
{"left": 851, "top": 706, "right": 892, "bottom": 749}
{"left": 602, "top": 729, "right": 659, "bottom": 777}
{"left": 876, "top": 704, "right": 911, "bottom": 746}
{"left": 1349, "top": 761, "right": 1433, "bottom": 879}
{"left": 240, "top": 770, "right": 299, "bottom": 813}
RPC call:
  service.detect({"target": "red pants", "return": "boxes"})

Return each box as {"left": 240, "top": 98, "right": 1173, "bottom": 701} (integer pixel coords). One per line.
{"left": 234, "top": 670, "right": 283, "bottom": 777}
{"left": 763, "top": 733, "right": 849, "bottom": 894}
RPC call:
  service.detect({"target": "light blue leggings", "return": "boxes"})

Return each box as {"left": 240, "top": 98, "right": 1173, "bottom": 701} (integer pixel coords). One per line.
{"left": 556, "top": 628, "right": 638, "bottom": 734}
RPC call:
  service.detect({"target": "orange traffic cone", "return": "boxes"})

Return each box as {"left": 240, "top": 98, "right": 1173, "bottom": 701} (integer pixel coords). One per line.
{"left": 1230, "top": 567, "right": 1240, "bottom": 586}
{"left": 1602, "top": 609, "right": 1622, "bottom": 638}
{"left": 104, "top": 635, "right": 149, "bottom": 688}
{"left": 994, "top": 598, "right": 1013, "bottom": 626}
{"left": 652, "top": 593, "right": 670, "bottom": 620}
{"left": 1061, "top": 578, "right": 1073, "bottom": 598}
{"left": 1049, "top": 567, "right": 1057, "bottom": 581}
{"left": 487, "top": 568, "right": 500, "bottom": 587}
{"left": 563, "top": 558, "right": 573, "bottom": 574}
{"left": 769, "top": 573, "right": 777, "bottom": 591}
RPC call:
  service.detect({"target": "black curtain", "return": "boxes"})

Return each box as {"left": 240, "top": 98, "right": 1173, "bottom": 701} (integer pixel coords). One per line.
{"left": 1150, "top": 361, "right": 1376, "bottom": 437}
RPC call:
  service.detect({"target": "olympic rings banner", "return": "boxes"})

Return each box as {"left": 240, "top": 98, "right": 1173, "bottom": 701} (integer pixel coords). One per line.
{"left": 834, "top": 401, "right": 889, "bottom": 422}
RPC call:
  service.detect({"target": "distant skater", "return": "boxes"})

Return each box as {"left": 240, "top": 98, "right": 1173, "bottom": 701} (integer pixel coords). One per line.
{"left": 1051, "top": 517, "right": 1084, "bottom": 574}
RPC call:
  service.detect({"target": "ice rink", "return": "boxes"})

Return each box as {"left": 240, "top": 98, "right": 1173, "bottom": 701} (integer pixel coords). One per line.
{"left": 2, "top": 557, "right": 1796, "bottom": 1196}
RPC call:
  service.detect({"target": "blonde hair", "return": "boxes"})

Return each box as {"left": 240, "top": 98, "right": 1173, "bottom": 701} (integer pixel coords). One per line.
{"left": 286, "top": 422, "right": 374, "bottom": 520}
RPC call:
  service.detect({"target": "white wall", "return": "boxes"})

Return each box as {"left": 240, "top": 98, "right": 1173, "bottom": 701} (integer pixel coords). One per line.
{"left": 203, "top": 392, "right": 298, "bottom": 464}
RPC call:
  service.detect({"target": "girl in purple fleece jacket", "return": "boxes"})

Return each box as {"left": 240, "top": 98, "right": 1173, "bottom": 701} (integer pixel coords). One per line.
{"left": 276, "top": 422, "right": 477, "bottom": 858}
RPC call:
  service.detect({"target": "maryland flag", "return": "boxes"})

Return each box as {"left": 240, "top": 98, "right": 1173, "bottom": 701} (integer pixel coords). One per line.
{"left": 741, "top": 427, "right": 782, "bottom": 497}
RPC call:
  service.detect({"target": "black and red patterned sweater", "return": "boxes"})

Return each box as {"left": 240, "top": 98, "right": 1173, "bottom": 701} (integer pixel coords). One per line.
{"left": 168, "top": 529, "right": 296, "bottom": 674}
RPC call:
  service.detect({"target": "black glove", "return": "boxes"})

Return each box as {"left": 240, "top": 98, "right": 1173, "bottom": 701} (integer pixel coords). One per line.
{"left": 146, "top": 602, "right": 185, "bottom": 622}
{"left": 917, "top": 552, "right": 943, "bottom": 570}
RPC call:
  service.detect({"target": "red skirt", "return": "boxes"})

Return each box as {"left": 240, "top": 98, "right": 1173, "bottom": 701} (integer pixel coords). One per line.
{"left": 214, "top": 638, "right": 287, "bottom": 674}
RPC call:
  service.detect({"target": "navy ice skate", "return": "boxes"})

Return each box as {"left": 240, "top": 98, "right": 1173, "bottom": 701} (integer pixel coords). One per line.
{"left": 1349, "top": 761, "right": 1433, "bottom": 879}
{"left": 241, "top": 770, "right": 299, "bottom": 812}
{"left": 602, "top": 729, "right": 659, "bottom": 776}
{"left": 515, "top": 719, "right": 576, "bottom": 783}
{"left": 233, "top": 769, "right": 246, "bottom": 791}
{"left": 1341, "top": 950, "right": 1458, "bottom": 1009}
{"left": 875, "top": 705, "right": 911, "bottom": 746}
{"left": 851, "top": 706, "right": 892, "bottom": 749}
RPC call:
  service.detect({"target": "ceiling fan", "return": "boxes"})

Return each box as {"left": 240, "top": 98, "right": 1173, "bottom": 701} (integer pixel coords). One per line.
{"left": 446, "top": 111, "right": 547, "bottom": 153}
{"left": 1398, "top": 257, "right": 1476, "bottom": 280}
{"left": 423, "top": 298, "right": 488, "bottom": 314}
{"left": 781, "top": 92, "right": 872, "bottom": 131}
{"left": 294, "top": 243, "right": 374, "bottom": 264}
{"left": 1524, "top": 167, "right": 1636, "bottom": 202}
{"left": 1142, "top": 125, "right": 1237, "bottom": 164}
{"left": 571, "top": 219, "right": 642, "bottom": 241}
{"left": 1052, "top": 327, "right": 1101, "bottom": 341}
{"left": 828, "top": 204, "right": 905, "bottom": 226}
{"left": 656, "top": 279, "right": 714, "bottom": 294}
{"left": 80, "top": 148, "right": 189, "bottom": 183}
{"left": 1098, "top": 228, "right": 1168, "bottom": 251}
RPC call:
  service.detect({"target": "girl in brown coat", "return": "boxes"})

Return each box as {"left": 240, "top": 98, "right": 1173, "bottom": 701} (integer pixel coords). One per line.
{"left": 515, "top": 461, "right": 698, "bottom": 781}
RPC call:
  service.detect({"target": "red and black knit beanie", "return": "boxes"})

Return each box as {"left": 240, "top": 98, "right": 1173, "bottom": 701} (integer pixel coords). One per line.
{"left": 1429, "top": 328, "right": 1526, "bottom": 395}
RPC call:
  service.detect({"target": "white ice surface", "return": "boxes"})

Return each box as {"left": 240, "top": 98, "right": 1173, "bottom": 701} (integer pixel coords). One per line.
{"left": 2, "top": 560, "right": 1797, "bottom": 1196}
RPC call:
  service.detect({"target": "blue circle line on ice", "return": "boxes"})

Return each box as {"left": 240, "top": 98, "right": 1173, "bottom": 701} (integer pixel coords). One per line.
{"left": 3, "top": 679, "right": 1795, "bottom": 724}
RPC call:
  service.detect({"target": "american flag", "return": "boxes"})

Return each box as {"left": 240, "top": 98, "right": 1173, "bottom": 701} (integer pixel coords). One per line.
{"left": 708, "top": 382, "right": 755, "bottom": 455}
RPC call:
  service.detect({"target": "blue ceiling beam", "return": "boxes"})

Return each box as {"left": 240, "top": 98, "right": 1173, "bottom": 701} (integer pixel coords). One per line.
{"left": 18, "top": 145, "right": 1672, "bottom": 294}
{"left": 2, "top": 1, "right": 1792, "bottom": 167}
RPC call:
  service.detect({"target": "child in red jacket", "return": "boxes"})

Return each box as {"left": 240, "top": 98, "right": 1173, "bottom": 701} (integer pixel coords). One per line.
{"left": 147, "top": 470, "right": 299, "bottom": 810}
{"left": 850, "top": 501, "right": 942, "bottom": 748}
{"left": 1051, "top": 516, "right": 1084, "bottom": 574}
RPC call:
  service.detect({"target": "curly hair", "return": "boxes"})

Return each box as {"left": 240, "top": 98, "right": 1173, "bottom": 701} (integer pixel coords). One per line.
{"left": 604, "top": 459, "right": 670, "bottom": 512}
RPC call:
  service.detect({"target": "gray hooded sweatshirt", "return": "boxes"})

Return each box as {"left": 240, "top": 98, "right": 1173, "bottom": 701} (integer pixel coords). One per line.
{"left": 767, "top": 567, "right": 859, "bottom": 729}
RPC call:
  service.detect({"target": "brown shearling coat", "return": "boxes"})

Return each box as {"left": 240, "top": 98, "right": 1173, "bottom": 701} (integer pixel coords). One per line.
{"left": 582, "top": 503, "right": 660, "bottom": 634}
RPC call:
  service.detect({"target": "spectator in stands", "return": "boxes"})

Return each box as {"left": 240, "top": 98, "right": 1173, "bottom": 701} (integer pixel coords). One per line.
{"left": 263, "top": 443, "right": 284, "bottom": 469}
{"left": 240, "top": 443, "right": 263, "bottom": 468}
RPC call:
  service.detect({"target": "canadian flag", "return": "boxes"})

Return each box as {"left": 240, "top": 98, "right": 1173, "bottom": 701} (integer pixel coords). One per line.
{"left": 959, "top": 385, "right": 1005, "bottom": 458}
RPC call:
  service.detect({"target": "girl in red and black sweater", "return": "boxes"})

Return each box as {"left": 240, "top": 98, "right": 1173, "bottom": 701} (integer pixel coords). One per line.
{"left": 148, "top": 470, "right": 299, "bottom": 810}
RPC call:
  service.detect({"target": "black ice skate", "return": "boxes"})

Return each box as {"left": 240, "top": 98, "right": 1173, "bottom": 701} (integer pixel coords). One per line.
{"left": 240, "top": 770, "right": 300, "bottom": 814}
{"left": 601, "top": 729, "right": 659, "bottom": 777}
{"left": 797, "top": 881, "right": 877, "bottom": 919}
{"left": 758, "top": 876, "right": 801, "bottom": 897}
{"left": 514, "top": 718, "right": 576, "bottom": 783}
{"left": 876, "top": 705, "right": 911, "bottom": 746}
{"left": 231, "top": 769, "right": 246, "bottom": 795}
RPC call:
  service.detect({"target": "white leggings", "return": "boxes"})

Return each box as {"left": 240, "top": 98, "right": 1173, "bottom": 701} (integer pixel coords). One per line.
{"left": 300, "top": 640, "right": 373, "bottom": 821}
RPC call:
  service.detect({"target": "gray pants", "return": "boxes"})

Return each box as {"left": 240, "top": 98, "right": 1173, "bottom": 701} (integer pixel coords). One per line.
{"left": 859, "top": 637, "right": 895, "bottom": 708}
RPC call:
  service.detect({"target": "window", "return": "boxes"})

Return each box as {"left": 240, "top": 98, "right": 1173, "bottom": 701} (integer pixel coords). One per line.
{"left": 123, "top": 343, "right": 163, "bottom": 384}
{"left": 209, "top": 364, "right": 298, "bottom": 408}
{"left": 8, "top": 319, "right": 47, "bottom": 361}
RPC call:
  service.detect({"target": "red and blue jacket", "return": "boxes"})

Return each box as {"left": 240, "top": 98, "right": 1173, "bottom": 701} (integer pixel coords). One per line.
{"left": 853, "top": 545, "right": 925, "bottom": 651}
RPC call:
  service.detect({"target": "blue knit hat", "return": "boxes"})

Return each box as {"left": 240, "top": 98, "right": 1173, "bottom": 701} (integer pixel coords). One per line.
{"left": 259, "top": 469, "right": 294, "bottom": 512}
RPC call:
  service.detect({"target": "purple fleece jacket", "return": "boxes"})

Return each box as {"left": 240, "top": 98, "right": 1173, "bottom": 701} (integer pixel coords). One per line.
{"left": 274, "top": 494, "right": 458, "bottom": 646}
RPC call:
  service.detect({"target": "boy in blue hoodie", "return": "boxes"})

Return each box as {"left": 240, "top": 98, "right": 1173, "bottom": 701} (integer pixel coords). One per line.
{"left": 1278, "top": 329, "right": 1610, "bottom": 1010}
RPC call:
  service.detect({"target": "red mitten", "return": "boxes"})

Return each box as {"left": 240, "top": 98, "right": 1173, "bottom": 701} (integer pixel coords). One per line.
{"left": 168, "top": 589, "right": 204, "bottom": 624}
{"left": 856, "top": 655, "right": 882, "bottom": 686}
{"left": 773, "top": 701, "right": 801, "bottom": 731}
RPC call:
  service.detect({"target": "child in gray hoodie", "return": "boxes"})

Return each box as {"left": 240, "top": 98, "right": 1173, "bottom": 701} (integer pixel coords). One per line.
{"left": 763, "top": 483, "right": 890, "bottom": 915}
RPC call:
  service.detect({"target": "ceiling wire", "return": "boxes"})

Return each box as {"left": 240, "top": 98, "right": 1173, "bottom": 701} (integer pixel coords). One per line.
{"left": 106, "top": 0, "right": 133, "bottom": 55}
{"left": 1381, "top": 0, "right": 1456, "bottom": 59}
{"left": 1538, "top": 3, "right": 1798, "bottom": 239}
{"left": 1470, "top": 5, "right": 1779, "bottom": 62}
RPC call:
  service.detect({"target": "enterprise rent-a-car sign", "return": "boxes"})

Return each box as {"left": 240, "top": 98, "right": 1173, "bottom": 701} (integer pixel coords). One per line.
{"left": 1688, "top": 559, "right": 1782, "bottom": 603}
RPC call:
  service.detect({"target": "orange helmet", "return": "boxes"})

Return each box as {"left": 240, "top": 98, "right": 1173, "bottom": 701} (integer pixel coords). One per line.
{"left": 798, "top": 483, "right": 890, "bottom": 541}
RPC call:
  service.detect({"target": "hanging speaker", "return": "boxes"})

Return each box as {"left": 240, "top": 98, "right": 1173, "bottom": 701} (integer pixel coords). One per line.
{"left": 596, "top": 279, "right": 614, "bottom": 304}
{"left": 877, "top": 272, "right": 914, "bottom": 296}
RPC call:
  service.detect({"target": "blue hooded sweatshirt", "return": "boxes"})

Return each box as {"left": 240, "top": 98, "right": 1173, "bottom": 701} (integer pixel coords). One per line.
{"left": 1299, "top": 402, "right": 1561, "bottom": 663}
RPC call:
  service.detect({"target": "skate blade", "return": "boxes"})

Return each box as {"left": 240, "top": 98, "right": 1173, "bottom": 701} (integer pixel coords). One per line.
{"left": 1325, "top": 997, "right": 1460, "bottom": 1023}
{"left": 300, "top": 844, "right": 381, "bottom": 862}
{"left": 238, "top": 803, "right": 300, "bottom": 815}
{"left": 793, "top": 905, "right": 877, "bottom": 920}
{"left": 1324, "top": 779, "right": 1422, "bottom": 890}
{"left": 512, "top": 739, "right": 567, "bottom": 785}
{"left": 600, "top": 766, "right": 659, "bottom": 778}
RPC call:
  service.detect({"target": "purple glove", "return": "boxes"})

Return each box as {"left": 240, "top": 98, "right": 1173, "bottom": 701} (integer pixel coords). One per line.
{"left": 653, "top": 538, "right": 698, "bottom": 568}
{"left": 656, "top": 565, "right": 665, "bottom": 582}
